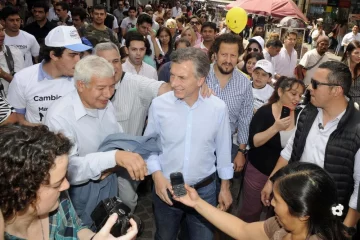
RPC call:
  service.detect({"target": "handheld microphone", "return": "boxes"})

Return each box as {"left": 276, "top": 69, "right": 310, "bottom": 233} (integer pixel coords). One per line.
{"left": 318, "top": 123, "right": 324, "bottom": 130}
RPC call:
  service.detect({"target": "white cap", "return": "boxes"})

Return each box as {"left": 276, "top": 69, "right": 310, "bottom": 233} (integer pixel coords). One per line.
{"left": 249, "top": 36, "right": 264, "bottom": 51}
{"left": 254, "top": 59, "right": 274, "bottom": 76}
{"left": 45, "top": 26, "right": 92, "bottom": 52}
{"left": 317, "top": 18, "right": 323, "bottom": 22}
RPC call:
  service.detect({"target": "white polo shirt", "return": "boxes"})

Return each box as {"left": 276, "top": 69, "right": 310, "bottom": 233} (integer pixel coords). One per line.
{"left": 5, "top": 30, "right": 40, "bottom": 68}
{"left": 274, "top": 47, "right": 297, "bottom": 78}
{"left": 7, "top": 62, "right": 75, "bottom": 124}
{"left": 122, "top": 58, "right": 158, "bottom": 80}
{"left": 112, "top": 72, "right": 164, "bottom": 136}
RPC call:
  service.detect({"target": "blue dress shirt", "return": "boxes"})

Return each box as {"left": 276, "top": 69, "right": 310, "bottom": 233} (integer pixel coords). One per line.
{"left": 144, "top": 91, "right": 233, "bottom": 185}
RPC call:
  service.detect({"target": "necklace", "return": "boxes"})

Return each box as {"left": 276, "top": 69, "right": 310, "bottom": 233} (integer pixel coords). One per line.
{"left": 39, "top": 217, "right": 45, "bottom": 240}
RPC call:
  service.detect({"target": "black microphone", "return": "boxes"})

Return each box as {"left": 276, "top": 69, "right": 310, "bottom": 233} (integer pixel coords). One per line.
{"left": 318, "top": 123, "right": 324, "bottom": 130}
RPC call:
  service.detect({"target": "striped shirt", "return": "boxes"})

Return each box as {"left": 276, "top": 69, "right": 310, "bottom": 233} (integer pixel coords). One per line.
{"left": 111, "top": 72, "right": 164, "bottom": 136}
{"left": 5, "top": 191, "right": 87, "bottom": 240}
{"left": 206, "top": 64, "right": 253, "bottom": 144}
{"left": 0, "top": 96, "right": 15, "bottom": 124}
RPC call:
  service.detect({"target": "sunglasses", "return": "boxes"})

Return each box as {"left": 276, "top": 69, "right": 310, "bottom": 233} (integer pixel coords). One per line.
{"left": 310, "top": 79, "right": 340, "bottom": 89}
{"left": 247, "top": 47, "right": 259, "bottom": 52}
{"left": 190, "top": 21, "right": 200, "bottom": 25}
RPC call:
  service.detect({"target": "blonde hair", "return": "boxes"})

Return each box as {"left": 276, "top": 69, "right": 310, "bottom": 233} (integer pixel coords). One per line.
{"left": 181, "top": 26, "right": 196, "bottom": 46}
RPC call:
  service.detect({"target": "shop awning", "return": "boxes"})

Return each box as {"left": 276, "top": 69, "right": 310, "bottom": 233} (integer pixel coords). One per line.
{"left": 226, "top": 0, "right": 308, "bottom": 22}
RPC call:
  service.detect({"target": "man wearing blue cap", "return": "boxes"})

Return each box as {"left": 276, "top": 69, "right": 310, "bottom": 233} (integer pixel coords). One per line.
{"left": 7, "top": 25, "right": 92, "bottom": 126}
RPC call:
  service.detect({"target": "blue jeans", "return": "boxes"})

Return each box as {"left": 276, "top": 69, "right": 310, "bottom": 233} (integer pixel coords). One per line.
{"left": 153, "top": 180, "right": 217, "bottom": 240}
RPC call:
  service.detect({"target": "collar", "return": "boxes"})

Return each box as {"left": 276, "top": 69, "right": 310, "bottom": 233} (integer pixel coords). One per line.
{"left": 200, "top": 41, "right": 208, "bottom": 50}
{"left": 72, "top": 90, "right": 109, "bottom": 121}
{"left": 173, "top": 90, "right": 205, "bottom": 105}
{"left": 124, "top": 58, "right": 143, "bottom": 73}
{"left": 38, "top": 61, "right": 72, "bottom": 82}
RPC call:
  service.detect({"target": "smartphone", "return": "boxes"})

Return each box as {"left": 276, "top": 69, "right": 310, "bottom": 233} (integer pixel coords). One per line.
{"left": 280, "top": 106, "right": 291, "bottom": 119}
{"left": 170, "top": 172, "right": 187, "bottom": 197}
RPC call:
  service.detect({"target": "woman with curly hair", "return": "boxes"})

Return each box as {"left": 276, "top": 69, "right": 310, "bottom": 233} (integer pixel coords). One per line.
{"left": 0, "top": 125, "right": 138, "bottom": 240}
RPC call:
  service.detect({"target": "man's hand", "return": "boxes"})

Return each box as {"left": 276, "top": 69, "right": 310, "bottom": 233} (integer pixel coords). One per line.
{"left": 218, "top": 188, "right": 232, "bottom": 211}
{"left": 115, "top": 151, "right": 147, "bottom": 181}
{"left": 153, "top": 171, "right": 173, "bottom": 205}
{"left": 200, "top": 82, "right": 215, "bottom": 98}
{"left": 172, "top": 184, "right": 201, "bottom": 208}
{"left": 93, "top": 213, "right": 138, "bottom": 240}
{"left": 148, "top": 27, "right": 156, "bottom": 41}
{"left": 261, "top": 179, "right": 273, "bottom": 206}
{"left": 233, "top": 152, "right": 246, "bottom": 172}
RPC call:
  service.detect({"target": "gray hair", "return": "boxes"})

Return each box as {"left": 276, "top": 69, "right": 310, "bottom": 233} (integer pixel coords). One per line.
{"left": 170, "top": 48, "right": 210, "bottom": 79}
{"left": 74, "top": 55, "right": 114, "bottom": 86}
{"left": 93, "top": 42, "right": 120, "bottom": 56}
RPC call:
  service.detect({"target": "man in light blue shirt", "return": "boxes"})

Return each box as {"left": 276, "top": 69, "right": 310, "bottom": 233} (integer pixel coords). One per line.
{"left": 144, "top": 48, "right": 233, "bottom": 240}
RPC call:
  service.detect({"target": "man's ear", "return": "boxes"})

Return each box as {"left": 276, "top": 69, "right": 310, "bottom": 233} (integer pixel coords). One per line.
{"left": 76, "top": 80, "right": 86, "bottom": 92}
{"left": 197, "top": 76, "right": 205, "bottom": 87}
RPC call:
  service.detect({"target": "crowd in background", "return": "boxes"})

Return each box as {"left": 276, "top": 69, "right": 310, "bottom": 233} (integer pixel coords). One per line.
{"left": 0, "top": 0, "right": 359, "bottom": 239}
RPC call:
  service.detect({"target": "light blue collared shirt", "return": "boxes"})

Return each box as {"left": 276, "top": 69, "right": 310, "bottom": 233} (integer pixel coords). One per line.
{"left": 144, "top": 91, "right": 233, "bottom": 185}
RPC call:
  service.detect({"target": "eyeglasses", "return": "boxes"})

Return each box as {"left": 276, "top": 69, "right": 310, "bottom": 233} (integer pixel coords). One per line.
{"left": 190, "top": 21, "right": 200, "bottom": 25}
{"left": 247, "top": 47, "right": 259, "bottom": 52}
{"left": 310, "top": 79, "right": 340, "bottom": 89}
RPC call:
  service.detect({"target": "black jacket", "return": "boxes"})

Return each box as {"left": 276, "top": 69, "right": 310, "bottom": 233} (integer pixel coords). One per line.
{"left": 289, "top": 101, "right": 360, "bottom": 212}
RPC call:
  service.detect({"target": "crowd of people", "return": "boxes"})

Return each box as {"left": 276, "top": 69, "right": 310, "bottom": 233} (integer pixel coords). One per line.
{"left": 0, "top": 0, "right": 360, "bottom": 239}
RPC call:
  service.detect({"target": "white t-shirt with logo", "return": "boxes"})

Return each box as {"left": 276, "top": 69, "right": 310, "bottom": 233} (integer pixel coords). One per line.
{"left": 252, "top": 83, "right": 274, "bottom": 110}
{"left": 7, "top": 63, "right": 76, "bottom": 124}
{"left": 5, "top": 30, "right": 40, "bottom": 68}
{"left": 120, "top": 17, "right": 137, "bottom": 32}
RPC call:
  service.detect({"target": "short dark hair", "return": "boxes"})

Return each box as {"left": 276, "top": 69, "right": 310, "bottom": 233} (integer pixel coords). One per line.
{"left": 201, "top": 21, "right": 216, "bottom": 32}
{"left": 71, "top": 7, "right": 87, "bottom": 21}
{"left": 128, "top": 6, "right": 136, "bottom": 12}
{"left": 0, "top": 125, "right": 72, "bottom": 221}
{"left": 125, "top": 31, "right": 146, "bottom": 48}
{"left": 211, "top": 33, "right": 244, "bottom": 56}
{"left": 265, "top": 39, "right": 283, "bottom": 48}
{"left": 32, "top": 1, "right": 50, "bottom": 13}
{"left": 175, "top": 38, "right": 191, "bottom": 49}
{"left": 318, "top": 61, "right": 352, "bottom": 96}
{"left": 92, "top": 4, "right": 107, "bottom": 12}
{"left": 55, "top": 1, "right": 69, "bottom": 12}
{"left": 137, "top": 13, "right": 152, "bottom": 25}
{"left": 0, "top": 6, "right": 19, "bottom": 20}
{"left": 39, "top": 45, "right": 66, "bottom": 63}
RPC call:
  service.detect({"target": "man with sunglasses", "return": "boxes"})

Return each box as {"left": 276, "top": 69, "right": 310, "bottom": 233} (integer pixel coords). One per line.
{"left": 298, "top": 35, "right": 329, "bottom": 85}
{"left": 262, "top": 61, "right": 360, "bottom": 236}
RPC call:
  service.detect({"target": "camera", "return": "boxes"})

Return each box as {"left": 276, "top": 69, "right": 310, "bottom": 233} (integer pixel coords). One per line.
{"left": 91, "top": 197, "right": 144, "bottom": 237}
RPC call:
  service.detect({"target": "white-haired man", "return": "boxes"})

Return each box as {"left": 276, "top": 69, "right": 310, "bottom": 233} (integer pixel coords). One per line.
{"left": 45, "top": 55, "right": 147, "bottom": 227}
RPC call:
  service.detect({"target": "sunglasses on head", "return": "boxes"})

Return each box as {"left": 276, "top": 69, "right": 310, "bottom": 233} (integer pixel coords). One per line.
{"left": 247, "top": 47, "right": 259, "bottom": 52}
{"left": 310, "top": 79, "right": 340, "bottom": 89}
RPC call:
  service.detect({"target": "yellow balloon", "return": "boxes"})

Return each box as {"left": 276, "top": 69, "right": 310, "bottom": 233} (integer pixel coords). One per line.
{"left": 226, "top": 7, "right": 247, "bottom": 34}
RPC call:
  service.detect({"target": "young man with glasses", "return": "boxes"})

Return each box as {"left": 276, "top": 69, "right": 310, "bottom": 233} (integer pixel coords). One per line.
{"left": 52, "top": 1, "right": 72, "bottom": 26}
{"left": 298, "top": 35, "right": 329, "bottom": 85}
{"left": 261, "top": 61, "right": 360, "bottom": 237}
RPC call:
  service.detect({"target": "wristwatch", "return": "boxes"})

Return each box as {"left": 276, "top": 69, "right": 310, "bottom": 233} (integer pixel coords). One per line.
{"left": 238, "top": 148, "right": 247, "bottom": 155}
{"left": 344, "top": 226, "right": 356, "bottom": 236}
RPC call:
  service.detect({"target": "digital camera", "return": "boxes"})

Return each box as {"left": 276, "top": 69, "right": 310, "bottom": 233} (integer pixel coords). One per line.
{"left": 91, "top": 197, "right": 144, "bottom": 237}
